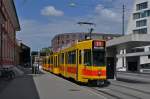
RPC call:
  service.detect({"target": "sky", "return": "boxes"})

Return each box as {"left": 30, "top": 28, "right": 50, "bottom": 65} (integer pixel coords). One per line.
{"left": 15, "top": 0, "right": 134, "bottom": 51}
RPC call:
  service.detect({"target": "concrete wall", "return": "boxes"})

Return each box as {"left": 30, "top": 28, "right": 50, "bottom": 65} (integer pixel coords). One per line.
{"left": 140, "top": 56, "right": 150, "bottom": 64}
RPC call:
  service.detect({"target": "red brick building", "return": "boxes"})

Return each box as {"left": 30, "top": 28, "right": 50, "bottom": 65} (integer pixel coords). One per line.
{"left": 52, "top": 33, "right": 121, "bottom": 52}
{"left": 0, "top": 0, "right": 20, "bottom": 68}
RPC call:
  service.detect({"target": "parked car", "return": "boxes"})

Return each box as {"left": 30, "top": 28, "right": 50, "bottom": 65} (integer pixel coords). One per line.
{"left": 140, "top": 63, "right": 150, "bottom": 73}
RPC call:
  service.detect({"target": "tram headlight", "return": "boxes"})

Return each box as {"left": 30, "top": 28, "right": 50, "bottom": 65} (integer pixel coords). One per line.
{"left": 98, "top": 71, "right": 101, "bottom": 76}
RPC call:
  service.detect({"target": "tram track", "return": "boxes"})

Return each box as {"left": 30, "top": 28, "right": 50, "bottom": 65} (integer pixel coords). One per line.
{"left": 84, "top": 81, "right": 150, "bottom": 99}
{"left": 106, "top": 87, "right": 142, "bottom": 99}
{"left": 90, "top": 86, "right": 144, "bottom": 99}
{"left": 111, "top": 83, "right": 150, "bottom": 95}
{"left": 89, "top": 87, "right": 122, "bottom": 99}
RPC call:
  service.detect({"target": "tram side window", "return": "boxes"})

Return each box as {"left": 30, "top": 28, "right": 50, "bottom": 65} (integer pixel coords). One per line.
{"left": 68, "top": 51, "right": 76, "bottom": 64}
{"left": 65, "top": 53, "right": 68, "bottom": 64}
{"left": 48, "top": 58, "right": 51, "bottom": 64}
{"left": 54, "top": 56, "right": 57, "bottom": 67}
{"left": 68, "top": 52, "right": 72, "bottom": 64}
{"left": 84, "top": 49, "right": 92, "bottom": 66}
{"left": 51, "top": 57, "right": 53, "bottom": 64}
{"left": 55, "top": 56, "right": 58, "bottom": 67}
{"left": 45, "top": 59, "right": 46, "bottom": 64}
{"left": 42, "top": 59, "right": 44, "bottom": 64}
{"left": 79, "top": 50, "right": 82, "bottom": 64}
{"left": 57, "top": 55, "right": 60, "bottom": 66}
{"left": 61, "top": 53, "right": 64, "bottom": 64}
{"left": 59, "top": 54, "right": 61, "bottom": 64}
{"left": 72, "top": 51, "right": 76, "bottom": 64}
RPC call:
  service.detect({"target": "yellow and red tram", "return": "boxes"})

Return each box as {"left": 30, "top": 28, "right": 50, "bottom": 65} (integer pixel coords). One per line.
{"left": 42, "top": 40, "right": 107, "bottom": 85}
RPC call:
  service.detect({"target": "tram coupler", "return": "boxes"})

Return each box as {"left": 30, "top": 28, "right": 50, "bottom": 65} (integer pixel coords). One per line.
{"left": 97, "top": 80, "right": 110, "bottom": 87}
{"left": 97, "top": 80, "right": 104, "bottom": 86}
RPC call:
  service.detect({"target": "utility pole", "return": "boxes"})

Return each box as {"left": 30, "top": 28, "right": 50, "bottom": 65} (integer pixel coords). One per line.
{"left": 122, "top": 4, "right": 125, "bottom": 36}
{"left": 122, "top": 4, "right": 126, "bottom": 68}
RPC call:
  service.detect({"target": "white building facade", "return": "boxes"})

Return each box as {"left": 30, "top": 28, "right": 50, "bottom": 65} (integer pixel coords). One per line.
{"left": 116, "top": 0, "right": 150, "bottom": 73}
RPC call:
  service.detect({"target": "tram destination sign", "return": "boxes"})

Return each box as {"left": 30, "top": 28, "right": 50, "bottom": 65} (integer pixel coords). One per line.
{"left": 93, "top": 40, "right": 105, "bottom": 49}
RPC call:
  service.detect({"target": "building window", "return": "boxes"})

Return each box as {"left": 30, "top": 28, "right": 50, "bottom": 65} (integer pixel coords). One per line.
{"left": 136, "top": 19, "right": 147, "bottom": 27}
{"left": 133, "top": 13, "right": 141, "bottom": 19}
{"left": 130, "top": 48, "right": 144, "bottom": 53}
{"left": 133, "top": 10, "right": 150, "bottom": 19}
{"left": 141, "top": 11, "right": 147, "bottom": 18}
{"left": 136, "top": 2, "right": 148, "bottom": 10}
{"left": 133, "top": 28, "right": 147, "bottom": 34}
{"left": 147, "top": 10, "right": 150, "bottom": 16}
{"left": 148, "top": 55, "right": 150, "bottom": 59}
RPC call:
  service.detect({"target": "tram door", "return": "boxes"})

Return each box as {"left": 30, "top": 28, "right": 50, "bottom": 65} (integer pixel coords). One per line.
{"left": 76, "top": 50, "right": 79, "bottom": 80}
{"left": 107, "top": 57, "right": 115, "bottom": 79}
{"left": 53, "top": 56, "right": 55, "bottom": 67}
{"left": 56, "top": 56, "right": 58, "bottom": 67}
{"left": 54, "top": 56, "right": 57, "bottom": 67}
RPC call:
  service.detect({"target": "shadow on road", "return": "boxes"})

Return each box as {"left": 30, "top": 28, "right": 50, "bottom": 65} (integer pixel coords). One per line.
{"left": 117, "top": 78, "right": 150, "bottom": 84}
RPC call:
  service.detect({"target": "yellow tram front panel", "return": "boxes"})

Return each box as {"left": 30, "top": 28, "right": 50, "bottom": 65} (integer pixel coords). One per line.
{"left": 81, "top": 66, "right": 106, "bottom": 80}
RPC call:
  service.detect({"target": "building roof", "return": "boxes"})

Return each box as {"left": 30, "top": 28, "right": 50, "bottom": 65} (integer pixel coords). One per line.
{"left": 107, "top": 34, "right": 150, "bottom": 49}
{"left": 12, "top": 0, "right": 20, "bottom": 31}
{"left": 52, "top": 32, "right": 122, "bottom": 41}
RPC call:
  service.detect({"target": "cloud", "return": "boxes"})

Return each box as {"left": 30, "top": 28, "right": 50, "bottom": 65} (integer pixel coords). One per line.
{"left": 17, "top": 18, "right": 89, "bottom": 50}
{"left": 17, "top": 0, "right": 134, "bottom": 50}
{"left": 41, "top": 6, "right": 64, "bottom": 16}
{"left": 95, "top": 4, "right": 121, "bottom": 21}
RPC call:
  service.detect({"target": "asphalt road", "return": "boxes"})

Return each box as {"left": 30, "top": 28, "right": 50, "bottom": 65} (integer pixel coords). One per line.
{"left": 88, "top": 79, "right": 150, "bottom": 99}
{"left": 0, "top": 67, "right": 150, "bottom": 99}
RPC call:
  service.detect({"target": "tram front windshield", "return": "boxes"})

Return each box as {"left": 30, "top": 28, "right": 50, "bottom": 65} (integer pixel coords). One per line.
{"left": 93, "top": 49, "right": 105, "bottom": 66}
{"left": 84, "top": 49, "right": 105, "bottom": 66}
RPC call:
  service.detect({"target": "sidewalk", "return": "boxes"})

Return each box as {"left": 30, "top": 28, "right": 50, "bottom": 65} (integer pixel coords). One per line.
{"left": 33, "top": 72, "right": 105, "bottom": 99}
{"left": 0, "top": 66, "right": 40, "bottom": 99}
{"left": 0, "top": 67, "right": 104, "bottom": 99}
